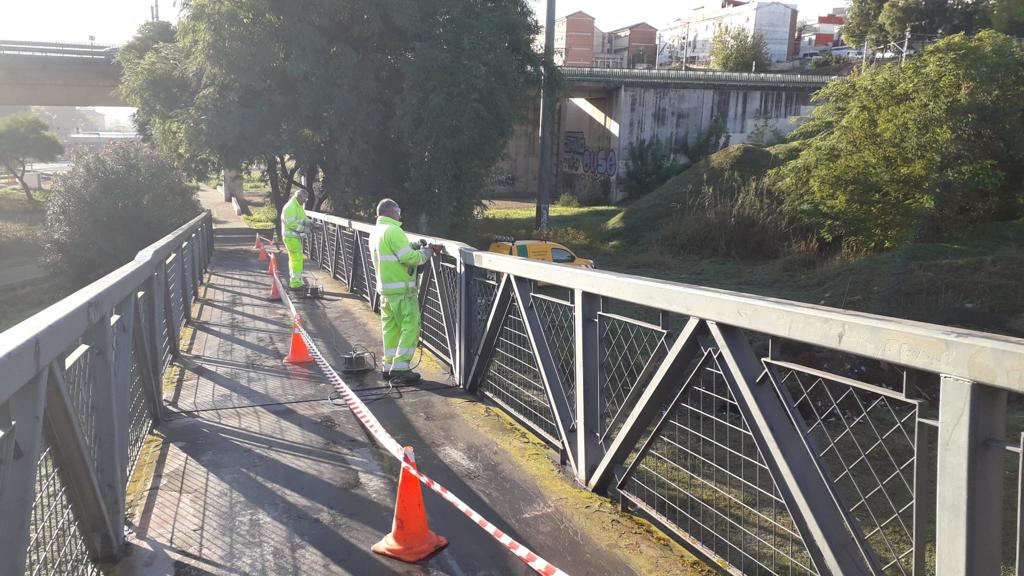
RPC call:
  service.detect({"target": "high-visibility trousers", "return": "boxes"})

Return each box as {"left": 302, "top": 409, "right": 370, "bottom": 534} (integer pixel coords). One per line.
{"left": 283, "top": 236, "right": 304, "bottom": 288}
{"left": 380, "top": 294, "right": 420, "bottom": 372}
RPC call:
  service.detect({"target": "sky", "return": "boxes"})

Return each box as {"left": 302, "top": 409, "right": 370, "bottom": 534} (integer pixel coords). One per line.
{"left": 527, "top": 0, "right": 847, "bottom": 30}
{"left": 0, "top": 0, "right": 843, "bottom": 119}
{"left": 0, "top": 0, "right": 847, "bottom": 46}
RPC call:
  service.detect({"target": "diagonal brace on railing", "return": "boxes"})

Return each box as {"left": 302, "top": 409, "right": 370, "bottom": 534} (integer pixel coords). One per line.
{"left": 467, "top": 273, "right": 514, "bottom": 394}
{"left": 512, "top": 276, "right": 579, "bottom": 474}
{"left": 589, "top": 317, "right": 706, "bottom": 492}
{"left": 44, "top": 362, "right": 120, "bottom": 561}
{"left": 709, "top": 322, "right": 879, "bottom": 575}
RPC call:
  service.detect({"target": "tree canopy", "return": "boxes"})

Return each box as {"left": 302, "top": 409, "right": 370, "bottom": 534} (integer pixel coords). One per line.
{"left": 0, "top": 114, "right": 64, "bottom": 201}
{"left": 774, "top": 31, "right": 1024, "bottom": 251}
{"left": 119, "top": 0, "right": 540, "bottom": 234}
{"left": 710, "top": 28, "right": 770, "bottom": 72}
{"left": 844, "top": 0, "right": 1023, "bottom": 46}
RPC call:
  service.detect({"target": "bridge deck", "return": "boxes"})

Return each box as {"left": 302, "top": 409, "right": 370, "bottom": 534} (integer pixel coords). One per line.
{"left": 116, "top": 189, "right": 647, "bottom": 575}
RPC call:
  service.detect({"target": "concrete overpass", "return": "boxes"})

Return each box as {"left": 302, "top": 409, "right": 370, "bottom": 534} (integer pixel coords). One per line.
{"left": 0, "top": 40, "right": 124, "bottom": 106}
{"left": 0, "top": 40, "right": 836, "bottom": 109}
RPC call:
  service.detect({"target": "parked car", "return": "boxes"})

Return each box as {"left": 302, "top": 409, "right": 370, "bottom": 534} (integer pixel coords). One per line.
{"left": 487, "top": 236, "right": 594, "bottom": 269}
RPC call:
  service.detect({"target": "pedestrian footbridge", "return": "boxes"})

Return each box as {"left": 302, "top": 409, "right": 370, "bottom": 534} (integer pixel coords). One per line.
{"left": 2, "top": 188, "right": 1024, "bottom": 576}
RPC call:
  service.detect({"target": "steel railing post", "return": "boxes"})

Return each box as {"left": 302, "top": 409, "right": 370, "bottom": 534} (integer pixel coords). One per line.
{"left": 0, "top": 371, "right": 47, "bottom": 576}
{"left": 87, "top": 311, "right": 127, "bottom": 551}
{"left": 574, "top": 290, "right": 602, "bottom": 484}
{"left": 456, "top": 254, "right": 474, "bottom": 387}
{"left": 936, "top": 375, "right": 1007, "bottom": 576}
{"left": 177, "top": 246, "right": 191, "bottom": 324}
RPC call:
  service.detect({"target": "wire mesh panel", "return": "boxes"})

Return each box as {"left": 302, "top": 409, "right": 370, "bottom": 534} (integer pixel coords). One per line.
{"left": 768, "top": 362, "right": 922, "bottom": 574}
{"left": 599, "top": 313, "right": 668, "bottom": 442}
{"left": 471, "top": 272, "right": 499, "bottom": 356}
{"left": 324, "top": 223, "right": 339, "bottom": 274}
{"left": 439, "top": 257, "right": 459, "bottom": 329}
{"left": 336, "top": 227, "right": 354, "bottom": 285}
{"left": 420, "top": 267, "right": 451, "bottom": 364}
{"left": 620, "top": 348, "right": 816, "bottom": 576}
{"left": 348, "top": 232, "right": 368, "bottom": 300}
{"left": 533, "top": 294, "right": 576, "bottom": 422}
{"left": 126, "top": 346, "right": 150, "bottom": 483}
{"left": 359, "top": 232, "right": 375, "bottom": 304}
{"left": 62, "top": 345, "right": 99, "bottom": 470}
{"left": 480, "top": 295, "right": 560, "bottom": 445}
{"left": 23, "top": 443, "right": 100, "bottom": 576}
{"left": 165, "top": 256, "right": 184, "bottom": 334}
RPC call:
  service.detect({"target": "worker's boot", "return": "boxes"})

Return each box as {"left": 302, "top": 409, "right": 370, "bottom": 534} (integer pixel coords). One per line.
{"left": 389, "top": 370, "right": 421, "bottom": 384}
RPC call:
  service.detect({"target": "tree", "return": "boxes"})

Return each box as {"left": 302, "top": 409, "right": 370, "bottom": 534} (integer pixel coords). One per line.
{"left": 845, "top": 0, "right": 1023, "bottom": 48}
{"left": 119, "top": 0, "right": 539, "bottom": 235}
{"left": 45, "top": 143, "right": 200, "bottom": 282}
{"left": 711, "top": 28, "right": 770, "bottom": 72}
{"left": 774, "top": 32, "right": 1024, "bottom": 251}
{"left": 0, "top": 114, "right": 64, "bottom": 201}
{"left": 623, "top": 138, "right": 684, "bottom": 198}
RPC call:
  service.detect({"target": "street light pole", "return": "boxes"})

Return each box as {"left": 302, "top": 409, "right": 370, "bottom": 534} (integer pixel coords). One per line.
{"left": 535, "top": 0, "right": 556, "bottom": 234}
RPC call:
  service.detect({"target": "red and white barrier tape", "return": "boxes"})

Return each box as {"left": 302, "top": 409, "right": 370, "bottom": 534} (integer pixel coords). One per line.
{"left": 270, "top": 267, "right": 569, "bottom": 576}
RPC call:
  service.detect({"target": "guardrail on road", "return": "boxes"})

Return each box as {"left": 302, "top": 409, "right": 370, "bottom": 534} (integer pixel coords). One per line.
{"left": 301, "top": 211, "right": 1024, "bottom": 576}
{"left": 0, "top": 211, "right": 213, "bottom": 575}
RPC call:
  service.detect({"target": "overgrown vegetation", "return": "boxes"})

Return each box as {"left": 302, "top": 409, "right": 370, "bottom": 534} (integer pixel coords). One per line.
{"left": 45, "top": 143, "right": 200, "bottom": 283}
{"left": 623, "top": 138, "right": 685, "bottom": 198}
{"left": 775, "top": 31, "right": 1024, "bottom": 251}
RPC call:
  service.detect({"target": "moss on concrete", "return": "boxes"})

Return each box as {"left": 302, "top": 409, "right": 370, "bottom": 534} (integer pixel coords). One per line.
{"left": 452, "top": 399, "right": 716, "bottom": 576}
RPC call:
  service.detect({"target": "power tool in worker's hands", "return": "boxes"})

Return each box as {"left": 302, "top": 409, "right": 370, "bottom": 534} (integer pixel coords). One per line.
{"left": 416, "top": 239, "right": 443, "bottom": 257}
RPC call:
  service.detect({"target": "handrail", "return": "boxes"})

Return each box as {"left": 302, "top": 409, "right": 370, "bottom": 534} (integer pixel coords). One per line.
{"left": 0, "top": 211, "right": 211, "bottom": 405}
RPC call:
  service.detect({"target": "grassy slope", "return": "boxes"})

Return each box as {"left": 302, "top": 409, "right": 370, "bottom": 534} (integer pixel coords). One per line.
{"left": 0, "top": 186, "right": 74, "bottom": 331}
{"left": 471, "top": 161, "right": 1024, "bottom": 337}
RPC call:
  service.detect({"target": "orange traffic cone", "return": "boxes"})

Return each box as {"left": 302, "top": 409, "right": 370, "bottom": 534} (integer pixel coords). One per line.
{"left": 267, "top": 276, "right": 282, "bottom": 302}
{"left": 267, "top": 253, "right": 277, "bottom": 276}
{"left": 258, "top": 243, "right": 268, "bottom": 262}
{"left": 283, "top": 319, "right": 314, "bottom": 364}
{"left": 254, "top": 234, "right": 263, "bottom": 249}
{"left": 372, "top": 447, "right": 448, "bottom": 562}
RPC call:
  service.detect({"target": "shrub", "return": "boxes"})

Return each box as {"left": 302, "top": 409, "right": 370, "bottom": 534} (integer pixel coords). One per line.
{"left": 656, "top": 173, "right": 808, "bottom": 259}
{"left": 556, "top": 193, "right": 581, "bottom": 208}
{"left": 624, "top": 138, "right": 684, "bottom": 198}
{"left": 46, "top": 143, "right": 200, "bottom": 283}
{"left": 775, "top": 32, "right": 1024, "bottom": 251}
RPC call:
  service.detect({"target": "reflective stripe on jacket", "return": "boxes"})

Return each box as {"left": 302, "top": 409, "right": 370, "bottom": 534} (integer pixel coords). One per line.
{"left": 370, "top": 216, "right": 429, "bottom": 296}
{"left": 281, "top": 197, "right": 308, "bottom": 239}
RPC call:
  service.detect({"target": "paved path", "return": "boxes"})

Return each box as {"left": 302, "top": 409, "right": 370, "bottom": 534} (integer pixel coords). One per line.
{"left": 118, "top": 187, "right": 639, "bottom": 575}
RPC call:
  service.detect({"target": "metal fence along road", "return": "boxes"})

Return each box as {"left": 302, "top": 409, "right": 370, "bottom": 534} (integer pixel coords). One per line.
{"left": 0, "top": 212, "right": 213, "bottom": 576}
{"left": 4, "top": 205, "right": 1024, "bottom": 575}
{"left": 300, "top": 211, "right": 1024, "bottom": 576}
{"left": 558, "top": 66, "right": 838, "bottom": 90}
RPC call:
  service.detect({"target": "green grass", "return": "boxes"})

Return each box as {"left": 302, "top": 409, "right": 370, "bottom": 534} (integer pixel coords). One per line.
{"left": 469, "top": 201, "right": 1024, "bottom": 337}
{"left": 0, "top": 275, "right": 72, "bottom": 332}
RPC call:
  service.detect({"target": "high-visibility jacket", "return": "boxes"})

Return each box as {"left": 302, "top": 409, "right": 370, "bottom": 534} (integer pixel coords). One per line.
{"left": 281, "top": 196, "right": 308, "bottom": 239}
{"left": 370, "top": 216, "right": 430, "bottom": 296}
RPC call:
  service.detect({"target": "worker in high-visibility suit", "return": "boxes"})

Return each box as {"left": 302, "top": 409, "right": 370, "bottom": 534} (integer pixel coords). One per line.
{"left": 281, "top": 189, "right": 310, "bottom": 290}
{"left": 370, "top": 198, "right": 441, "bottom": 382}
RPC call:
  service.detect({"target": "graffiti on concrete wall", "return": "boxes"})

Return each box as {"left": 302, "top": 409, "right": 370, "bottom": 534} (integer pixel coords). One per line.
{"left": 562, "top": 131, "right": 617, "bottom": 177}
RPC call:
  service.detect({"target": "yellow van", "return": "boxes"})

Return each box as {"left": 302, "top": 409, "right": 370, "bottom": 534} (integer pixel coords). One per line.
{"left": 487, "top": 236, "right": 594, "bottom": 269}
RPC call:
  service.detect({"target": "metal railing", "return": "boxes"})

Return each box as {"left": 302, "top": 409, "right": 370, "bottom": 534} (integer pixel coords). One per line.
{"left": 558, "top": 66, "right": 838, "bottom": 90}
{"left": 0, "top": 211, "right": 213, "bottom": 575}
{"left": 301, "top": 211, "right": 1024, "bottom": 576}
{"left": 0, "top": 40, "right": 118, "bottom": 60}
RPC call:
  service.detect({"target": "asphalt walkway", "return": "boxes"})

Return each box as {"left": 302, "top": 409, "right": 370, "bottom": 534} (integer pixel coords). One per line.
{"left": 117, "top": 187, "right": 639, "bottom": 576}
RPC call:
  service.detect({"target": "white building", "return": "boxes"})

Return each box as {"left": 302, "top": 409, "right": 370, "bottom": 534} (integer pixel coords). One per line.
{"left": 661, "top": 1, "right": 799, "bottom": 66}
